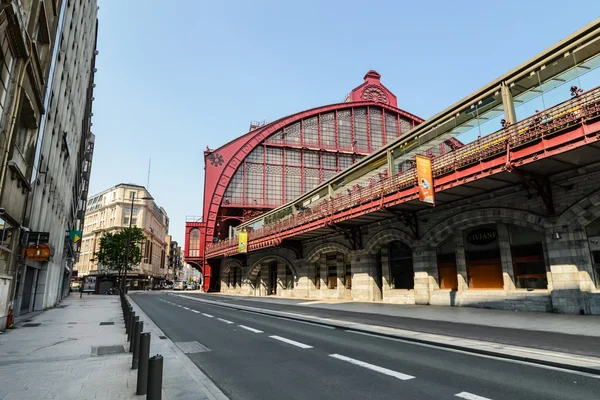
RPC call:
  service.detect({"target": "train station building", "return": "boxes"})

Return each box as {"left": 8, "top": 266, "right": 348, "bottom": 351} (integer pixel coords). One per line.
{"left": 189, "top": 19, "right": 600, "bottom": 315}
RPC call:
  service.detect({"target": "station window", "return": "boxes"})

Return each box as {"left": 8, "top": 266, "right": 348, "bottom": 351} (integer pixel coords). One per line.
{"left": 437, "top": 237, "right": 458, "bottom": 290}
{"left": 327, "top": 255, "right": 338, "bottom": 289}
{"left": 388, "top": 241, "right": 414, "bottom": 289}
{"left": 509, "top": 226, "right": 547, "bottom": 289}
{"left": 464, "top": 224, "right": 503, "bottom": 289}
{"left": 586, "top": 218, "right": 600, "bottom": 289}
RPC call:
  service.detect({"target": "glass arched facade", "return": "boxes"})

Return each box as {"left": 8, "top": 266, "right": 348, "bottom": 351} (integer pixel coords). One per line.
{"left": 223, "top": 106, "right": 415, "bottom": 207}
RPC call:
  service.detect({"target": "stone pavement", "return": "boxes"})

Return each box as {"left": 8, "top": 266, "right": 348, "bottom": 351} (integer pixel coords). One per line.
{"left": 211, "top": 292, "right": 600, "bottom": 337}
{"left": 0, "top": 293, "right": 228, "bottom": 400}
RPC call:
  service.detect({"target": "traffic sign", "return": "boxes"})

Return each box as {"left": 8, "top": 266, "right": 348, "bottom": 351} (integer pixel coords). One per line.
{"left": 69, "top": 230, "right": 82, "bottom": 243}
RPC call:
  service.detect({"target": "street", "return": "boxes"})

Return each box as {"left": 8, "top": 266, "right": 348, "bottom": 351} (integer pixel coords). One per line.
{"left": 133, "top": 293, "right": 600, "bottom": 400}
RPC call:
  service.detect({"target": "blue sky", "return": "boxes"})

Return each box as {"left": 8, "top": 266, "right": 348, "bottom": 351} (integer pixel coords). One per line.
{"left": 90, "top": 0, "right": 600, "bottom": 243}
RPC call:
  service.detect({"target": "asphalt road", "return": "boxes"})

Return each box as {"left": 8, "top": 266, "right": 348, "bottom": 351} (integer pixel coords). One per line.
{"left": 133, "top": 292, "right": 600, "bottom": 400}
{"left": 181, "top": 293, "right": 600, "bottom": 358}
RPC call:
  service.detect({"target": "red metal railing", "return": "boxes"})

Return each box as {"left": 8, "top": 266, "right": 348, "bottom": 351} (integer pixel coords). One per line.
{"left": 207, "top": 87, "right": 600, "bottom": 257}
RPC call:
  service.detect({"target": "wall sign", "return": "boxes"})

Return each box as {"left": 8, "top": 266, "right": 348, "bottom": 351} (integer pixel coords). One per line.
{"left": 466, "top": 227, "right": 498, "bottom": 246}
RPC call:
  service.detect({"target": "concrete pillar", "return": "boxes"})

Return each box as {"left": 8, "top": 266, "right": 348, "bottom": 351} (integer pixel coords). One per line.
{"left": 318, "top": 254, "right": 327, "bottom": 299}
{"left": 380, "top": 246, "right": 391, "bottom": 297}
{"left": 545, "top": 225, "right": 595, "bottom": 314}
{"left": 501, "top": 82, "right": 517, "bottom": 124}
{"left": 413, "top": 246, "right": 438, "bottom": 305}
{"left": 454, "top": 232, "right": 469, "bottom": 291}
{"left": 387, "top": 150, "right": 395, "bottom": 175}
{"left": 277, "top": 263, "right": 286, "bottom": 295}
{"left": 350, "top": 251, "right": 378, "bottom": 301}
{"left": 336, "top": 253, "right": 345, "bottom": 299}
{"left": 498, "top": 223, "right": 516, "bottom": 290}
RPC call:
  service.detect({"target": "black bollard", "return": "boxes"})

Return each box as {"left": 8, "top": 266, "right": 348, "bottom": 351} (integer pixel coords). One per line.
{"left": 127, "top": 310, "right": 135, "bottom": 338}
{"left": 129, "top": 316, "right": 139, "bottom": 352}
{"left": 136, "top": 333, "right": 151, "bottom": 395}
{"left": 132, "top": 320, "right": 144, "bottom": 369}
{"left": 147, "top": 354, "right": 163, "bottom": 400}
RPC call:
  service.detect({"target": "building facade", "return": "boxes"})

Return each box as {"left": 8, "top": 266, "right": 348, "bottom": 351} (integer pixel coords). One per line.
{"left": 185, "top": 71, "right": 464, "bottom": 291}
{"left": 12, "top": 0, "right": 98, "bottom": 318}
{"left": 75, "top": 184, "right": 169, "bottom": 292}
{"left": 210, "top": 20, "right": 600, "bottom": 315}
{"left": 0, "top": 0, "right": 66, "bottom": 329}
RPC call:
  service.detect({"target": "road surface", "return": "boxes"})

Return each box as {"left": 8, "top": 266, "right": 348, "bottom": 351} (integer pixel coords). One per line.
{"left": 133, "top": 293, "right": 599, "bottom": 400}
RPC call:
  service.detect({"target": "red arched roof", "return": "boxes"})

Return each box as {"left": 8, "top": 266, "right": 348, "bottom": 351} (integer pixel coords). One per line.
{"left": 202, "top": 100, "right": 423, "bottom": 240}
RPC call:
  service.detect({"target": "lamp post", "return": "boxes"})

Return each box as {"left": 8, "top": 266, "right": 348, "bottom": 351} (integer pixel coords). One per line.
{"left": 122, "top": 192, "right": 154, "bottom": 294}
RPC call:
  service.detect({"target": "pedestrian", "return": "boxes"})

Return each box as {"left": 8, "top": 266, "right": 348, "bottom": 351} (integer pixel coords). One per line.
{"left": 79, "top": 284, "right": 84, "bottom": 298}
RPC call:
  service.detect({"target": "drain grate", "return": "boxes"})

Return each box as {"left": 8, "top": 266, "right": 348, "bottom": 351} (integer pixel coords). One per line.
{"left": 92, "top": 345, "right": 125, "bottom": 356}
{"left": 99, "top": 322, "right": 114, "bottom": 326}
{"left": 68, "top": 322, "right": 77, "bottom": 325}
{"left": 56, "top": 305, "right": 69, "bottom": 308}
{"left": 22, "top": 323, "right": 41, "bottom": 327}
{"left": 159, "top": 335, "right": 167, "bottom": 340}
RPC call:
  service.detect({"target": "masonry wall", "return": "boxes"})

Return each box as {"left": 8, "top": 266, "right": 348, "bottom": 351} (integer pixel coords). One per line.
{"left": 218, "top": 165, "right": 600, "bottom": 315}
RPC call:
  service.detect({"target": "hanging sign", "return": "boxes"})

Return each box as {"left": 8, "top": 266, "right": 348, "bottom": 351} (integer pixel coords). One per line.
{"left": 416, "top": 155, "right": 435, "bottom": 205}
{"left": 26, "top": 244, "right": 51, "bottom": 261}
{"left": 238, "top": 231, "right": 248, "bottom": 254}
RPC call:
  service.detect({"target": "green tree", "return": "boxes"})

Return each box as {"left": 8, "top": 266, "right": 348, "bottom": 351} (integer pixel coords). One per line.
{"left": 94, "top": 227, "right": 146, "bottom": 287}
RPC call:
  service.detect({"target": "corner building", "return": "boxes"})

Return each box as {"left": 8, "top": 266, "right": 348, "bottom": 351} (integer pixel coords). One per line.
{"left": 75, "top": 184, "right": 169, "bottom": 292}
{"left": 185, "top": 71, "right": 462, "bottom": 291}
{"left": 13, "top": 0, "right": 98, "bottom": 318}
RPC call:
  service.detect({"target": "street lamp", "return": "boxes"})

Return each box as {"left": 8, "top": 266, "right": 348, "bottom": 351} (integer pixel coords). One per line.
{"left": 121, "top": 192, "right": 154, "bottom": 293}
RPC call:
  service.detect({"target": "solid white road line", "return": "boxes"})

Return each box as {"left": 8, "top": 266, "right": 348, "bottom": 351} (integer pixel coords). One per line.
{"left": 329, "top": 354, "right": 415, "bottom": 381}
{"left": 191, "top": 310, "right": 200, "bottom": 314}
{"left": 269, "top": 335, "right": 313, "bottom": 349}
{"left": 202, "top": 313, "right": 214, "bottom": 318}
{"left": 346, "top": 331, "right": 600, "bottom": 379}
{"left": 455, "top": 392, "right": 493, "bottom": 400}
{"left": 217, "top": 318, "right": 234, "bottom": 324}
{"left": 238, "top": 325, "right": 263, "bottom": 333}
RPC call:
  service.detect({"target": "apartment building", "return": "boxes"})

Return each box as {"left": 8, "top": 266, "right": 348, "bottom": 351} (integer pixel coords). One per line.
{"left": 75, "top": 183, "right": 169, "bottom": 292}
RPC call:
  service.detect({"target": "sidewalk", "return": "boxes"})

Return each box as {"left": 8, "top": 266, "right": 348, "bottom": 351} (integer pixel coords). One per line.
{"left": 0, "top": 294, "right": 228, "bottom": 400}
{"left": 211, "top": 293, "right": 600, "bottom": 337}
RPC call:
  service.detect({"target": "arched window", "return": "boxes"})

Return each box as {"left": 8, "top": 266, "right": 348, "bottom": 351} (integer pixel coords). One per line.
{"left": 188, "top": 229, "right": 200, "bottom": 257}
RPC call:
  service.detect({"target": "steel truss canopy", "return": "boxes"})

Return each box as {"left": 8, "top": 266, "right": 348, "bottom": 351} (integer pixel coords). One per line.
{"left": 233, "top": 18, "right": 600, "bottom": 235}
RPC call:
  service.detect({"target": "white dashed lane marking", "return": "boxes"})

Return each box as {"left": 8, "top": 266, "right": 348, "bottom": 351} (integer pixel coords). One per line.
{"left": 183, "top": 307, "right": 190, "bottom": 310}
{"left": 329, "top": 354, "right": 415, "bottom": 381}
{"left": 191, "top": 310, "right": 200, "bottom": 314}
{"left": 217, "top": 318, "right": 234, "bottom": 324}
{"left": 269, "top": 335, "right": 313, "bottom": 349}
{"left": 202, "top": 313, "right": 214, "bottom": 318}
{"left": 455, "top": 392, "right": 493, "bottom": 400}
{"left": 238, "top": 325, "right": 263, "bottom": 333}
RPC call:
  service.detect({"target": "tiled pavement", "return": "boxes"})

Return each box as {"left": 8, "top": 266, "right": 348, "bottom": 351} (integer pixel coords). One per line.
{"left": 0, "top": 294, "right": 228, "bottom": 400}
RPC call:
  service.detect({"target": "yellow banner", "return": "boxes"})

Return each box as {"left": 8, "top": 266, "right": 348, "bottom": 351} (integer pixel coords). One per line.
{"left": 238, "top": 231, "right": 248, "bottom": 253}
{"left": 416, "top": 155, "right": 435, "bottom": 205}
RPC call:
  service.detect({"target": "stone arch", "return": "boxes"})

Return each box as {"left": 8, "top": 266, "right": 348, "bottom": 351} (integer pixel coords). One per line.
{"left": 420, "top": 208, "right": 547, "bottom": 248}
{"left": 245, "top": 254, "right": 297, "bottom": 282}
{"left": 220, "top": 258, "right": 243, "bottom": 274}
{"left": 558, "top": 188, "right": 600, "bottom": 229}
{"left": 305, "top": 242, "right": 352, "bottom": 264}
{"left": 364, "top": 229, "right": 417, "bottom": 255}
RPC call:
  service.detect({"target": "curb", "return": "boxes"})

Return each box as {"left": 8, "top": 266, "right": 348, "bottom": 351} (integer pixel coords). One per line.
{"left": 128, "top": 294, "right": 230, "bottom": 400}
{"left": 172, "top": 293, "right": 600, "bottom": 376}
